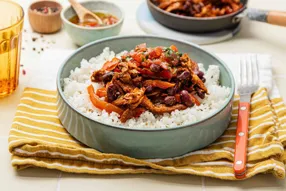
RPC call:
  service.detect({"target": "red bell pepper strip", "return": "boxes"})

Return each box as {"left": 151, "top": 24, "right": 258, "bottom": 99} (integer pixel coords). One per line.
{"left": 87, "top": 85, "right": 123, "bottom": 115}
{"left": 133, "top": 108, "right": 146, "bottom": 118}
{"left": 102, "top": 58, "right": 120, "bottom": 71}
{"left": 143, "top": 80, "right": 175, "bottom": 89}
{"left": 189, "top": 94, "right": 201, "bottom": 106}
{"left": 96, "top": 87, "right": 107, "bottom": 97}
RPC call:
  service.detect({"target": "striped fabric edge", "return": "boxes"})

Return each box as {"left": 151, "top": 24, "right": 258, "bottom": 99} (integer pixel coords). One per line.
{"left": 11, "top": 155, "right": 285, "bottom": 180}
{"left": 271, "top": 98, "right": 286, "bottom": 145}
{"left": 9, "top": 88, "right": 283, "bottom": 180}
{"left": 147, "top": 88, "right": 283, "bottom": 165}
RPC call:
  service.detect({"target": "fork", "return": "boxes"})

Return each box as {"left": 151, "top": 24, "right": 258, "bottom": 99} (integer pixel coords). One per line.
{"left": 234, "top": 55, "right": 259, "bottom": 179}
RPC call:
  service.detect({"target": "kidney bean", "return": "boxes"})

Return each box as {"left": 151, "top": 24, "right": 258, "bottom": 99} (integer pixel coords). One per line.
{"left": 167, "top": 82, "right": 179, "bottom": 95}
{"left": 180, "top": 90, "right": 194, "bottom": 107}
{"left": 164, "top": 96, "right": 176, "bottom": 106}
{"left": 196, "top": 88, "right": 205, "bottom": 99}
{"left": 145, "top": 85, "right": 153, "bottom": 93}
{"left": 177, "top": 71, "right": 190, "bottom": 81}
{"left": 197, "top": 71, "right": 204, "bottom": 78}
{"left": 132, "top": 76, "right": 142, "bottom": 87}
{"left": 107, "top": 84, "right": 120, "bottom": 102}
{"left": 102, "top": 72, "right": 114, "bottom": 84}
{"left": 201, "top": 77, "right": 206, "bottom": 83}
{"left": 150, "top": 63, "right": 161, "bottom": 73}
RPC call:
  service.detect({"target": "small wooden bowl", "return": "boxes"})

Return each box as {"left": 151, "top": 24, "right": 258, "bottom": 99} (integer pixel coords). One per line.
{"left": 28, "top": 0, "right": 62, "bottom": 34}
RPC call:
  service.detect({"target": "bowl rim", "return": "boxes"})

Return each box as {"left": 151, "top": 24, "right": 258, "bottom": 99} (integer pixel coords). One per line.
{"left": 146, "top": 0, "right": 247, "bottom": 21}
{"left": 57, "top": 35, "right": 235, "bottom": 132}
{"left": 61, "top": 0, "right": 124, "bottom": 31}
{"left": 28, "top": 0, "right": 63, "bottom": 17}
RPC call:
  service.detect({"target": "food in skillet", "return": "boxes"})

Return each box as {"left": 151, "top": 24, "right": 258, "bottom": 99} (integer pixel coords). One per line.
{"left": 89, "top": 44, "right": 208, "bottom": 122}
{"left": 151, "top": 0, "right": 243, "bottom": 17}
{"left": 63, "top": 44, "right": 230, "bottom": 128}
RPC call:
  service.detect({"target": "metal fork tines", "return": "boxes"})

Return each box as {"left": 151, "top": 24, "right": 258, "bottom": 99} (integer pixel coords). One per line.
{"left": 234, "top": 54, "right": 260, "bottom": 179}
{"left": 238, "top": 55, "right": 260, "bottom": 102}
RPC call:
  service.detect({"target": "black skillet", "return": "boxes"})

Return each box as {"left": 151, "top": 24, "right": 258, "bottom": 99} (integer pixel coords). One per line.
{"left": 147, "top": 0, "right": 286, "bottom": 33}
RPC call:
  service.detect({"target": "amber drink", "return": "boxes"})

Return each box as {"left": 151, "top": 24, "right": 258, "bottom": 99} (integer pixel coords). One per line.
{"left": 0, "top": 0, "right": 24, "bottom": 97}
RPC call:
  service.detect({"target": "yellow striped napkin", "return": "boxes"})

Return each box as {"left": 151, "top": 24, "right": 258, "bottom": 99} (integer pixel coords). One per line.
{"left": 8, "top": 87, "right": 286, "bottom": 180}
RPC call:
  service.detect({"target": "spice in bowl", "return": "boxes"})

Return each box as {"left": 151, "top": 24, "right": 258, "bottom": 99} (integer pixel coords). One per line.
{"left": 28, "top": 0, "right": 63, "bottom": 34}
{"left": 33, "top": 6, "right": 59, "bottom": 14}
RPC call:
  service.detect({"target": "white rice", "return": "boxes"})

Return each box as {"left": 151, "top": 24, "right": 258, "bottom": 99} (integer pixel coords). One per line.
{"left": 63, "top": 48, "right": 231, "bottom": 129}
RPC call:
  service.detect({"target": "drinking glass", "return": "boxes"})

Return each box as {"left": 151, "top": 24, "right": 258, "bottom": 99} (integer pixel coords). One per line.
{"left": 0, "top": 0, "right": 24, "bottom": 97}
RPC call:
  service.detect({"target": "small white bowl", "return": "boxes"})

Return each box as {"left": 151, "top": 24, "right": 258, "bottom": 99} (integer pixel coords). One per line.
{"left": 61, "top": 0, "right": 124, "bottom": 46}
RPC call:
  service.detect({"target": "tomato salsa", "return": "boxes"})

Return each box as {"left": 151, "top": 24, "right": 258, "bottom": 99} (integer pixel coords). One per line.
{"left": 69, "top": 12, "right": 118, "bottom": 27}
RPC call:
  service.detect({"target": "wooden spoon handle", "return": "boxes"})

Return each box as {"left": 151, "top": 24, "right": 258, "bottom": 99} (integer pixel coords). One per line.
{"left": 247, "top": 8, "right": 286, "bottom": 27}
{"left": 68, "top": 0, "right": 102, "bottom": 24}
{"left": 68, "top": 0, "right": 86, "bottom": 21}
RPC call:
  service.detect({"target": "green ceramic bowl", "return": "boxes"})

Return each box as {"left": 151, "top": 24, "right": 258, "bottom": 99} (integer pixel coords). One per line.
{"left": 57, "top": 35, "right": 235, "bottom": 159}
{"left": 61, "top": 0, "right": 124, "bottom": 46}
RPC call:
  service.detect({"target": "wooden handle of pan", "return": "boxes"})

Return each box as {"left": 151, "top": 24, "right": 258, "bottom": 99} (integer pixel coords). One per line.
{"left": 267, "top": 11, "right": 286, "bottom": 27}
{"left": 247, "top": 8, "right": 286, "bottom": 27}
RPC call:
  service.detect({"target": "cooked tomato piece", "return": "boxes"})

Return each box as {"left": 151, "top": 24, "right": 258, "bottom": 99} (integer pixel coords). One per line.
{"left": 170, "top": 45, "right": 178, "bottom": 52}
{"left": 88, "top": 22, "right": 97, "bottom": 27}
{"left": 114, "top": 68, "right": 121, "bottom": 73}
{"left": 141, "top": 61, "right": 152, "bottom": 68}
{"left": 175, "top": 94, "right": 181, "bottom": 103}
{"left": 159, "top": 70, "right": 172, "bottom": 79}
{"left": 137, "top": 68, "right": 155, "bottom": 76}
{"left": 132, "top": 52, "right": 145, "bottom": 63}
{"left": 151, "top": 59, "right": 162, "bottom": 65}
{"left": 149, "top": 47, "right": 163, "bottom": 59}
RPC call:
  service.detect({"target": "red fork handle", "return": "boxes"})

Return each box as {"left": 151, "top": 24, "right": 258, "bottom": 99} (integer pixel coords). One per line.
{"left": 234, "top": 102, "right": 250, "bottom": 179}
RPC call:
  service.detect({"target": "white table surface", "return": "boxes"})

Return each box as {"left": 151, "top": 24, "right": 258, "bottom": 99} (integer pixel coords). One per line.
{"left": 1, "top": 0, "right": 286, "bottom": 190}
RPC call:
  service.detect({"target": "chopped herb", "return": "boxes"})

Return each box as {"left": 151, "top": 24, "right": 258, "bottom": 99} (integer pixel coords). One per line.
{"left": 164, "top": 47, "right": 174, "bottom": 57}
{"left": 176, "top": 52, "right": 182, "bottom": 57}
{"left": 126, "top": 56, "right": 132, "bottom": 61}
